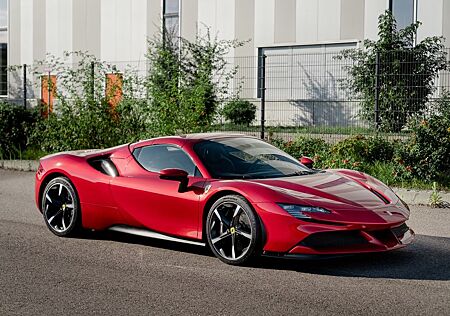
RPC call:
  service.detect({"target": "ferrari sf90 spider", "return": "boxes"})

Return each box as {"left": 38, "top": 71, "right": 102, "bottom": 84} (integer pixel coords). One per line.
{"left": 35, "top": 134, "right": 414, "bottom": 265}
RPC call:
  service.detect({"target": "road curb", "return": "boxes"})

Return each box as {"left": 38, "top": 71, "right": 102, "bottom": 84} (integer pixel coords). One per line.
{"left": 0, "top": 160, "right": 39, "bottom": 172}
{"left": 1, "top": 160, "right": 448, "bottom": 206}
{"left": 393, "top": 187, "right": 449, "bottom": 206}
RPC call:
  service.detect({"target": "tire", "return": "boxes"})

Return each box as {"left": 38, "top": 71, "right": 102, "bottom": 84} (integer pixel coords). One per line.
{"left": 206, "top": 195, "right": 262, "bottom": 265}
{"left": 41, "top": 177, "right": 81, "bottom": 237}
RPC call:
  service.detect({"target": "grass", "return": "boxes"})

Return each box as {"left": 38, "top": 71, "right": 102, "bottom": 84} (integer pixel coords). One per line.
{"left": 354, "top": 161, "right": 450, "bottom": 191}
{"left": 213, "top": 123, "right": 411, "bottom": 136}
{"left": 0, "top": 147, "right": 48, "bottom": 161}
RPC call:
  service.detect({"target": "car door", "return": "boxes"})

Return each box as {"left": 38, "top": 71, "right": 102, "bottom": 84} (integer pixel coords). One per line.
{"left": 110, "top": 144, "right": 205, "bottom": 240}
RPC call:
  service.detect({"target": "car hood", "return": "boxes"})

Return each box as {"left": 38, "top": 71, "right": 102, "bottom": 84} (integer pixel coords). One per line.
{"left": 250, "top": 170, "right": 399, "bottom": 210}
{"left": 247, "top": 170, "right": 409, "bottom": 224}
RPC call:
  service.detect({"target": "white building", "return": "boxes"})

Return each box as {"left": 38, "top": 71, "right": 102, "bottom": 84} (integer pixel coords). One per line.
{"left": 2, "top": 0, "right": 449, "bottom": 126}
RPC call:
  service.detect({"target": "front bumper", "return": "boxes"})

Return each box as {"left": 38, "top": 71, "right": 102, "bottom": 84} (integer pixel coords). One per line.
{"left": 255, "top": 202, "right": 414, "bottom": 255}
{"left": 287, "top": 223, "right": 414, "bottom": 255}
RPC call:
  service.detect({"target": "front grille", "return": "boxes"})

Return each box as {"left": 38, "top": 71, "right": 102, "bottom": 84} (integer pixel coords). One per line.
{"left": 391, "top": 223, "right": 409, "bottom": 238}
{"left": 300, "top": 231, "right": 368, "bottom": 250}
{"left": 367, "top": 223, "right": 410, "bottom": 248}
{"left": 369, "top": 229, "right": 398, "bottom": 248}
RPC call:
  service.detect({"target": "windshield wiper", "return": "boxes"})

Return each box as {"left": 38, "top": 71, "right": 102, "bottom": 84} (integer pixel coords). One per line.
{"left": 218, "top": 171, "right": 313, "bottom": 180}
{"left": 282, "top": 171, "right": 313, "bottom": 177}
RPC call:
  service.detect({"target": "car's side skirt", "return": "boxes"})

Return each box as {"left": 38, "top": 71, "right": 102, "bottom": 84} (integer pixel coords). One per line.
{"left": 108, "top": 225, "right": 206, "bottom": 247}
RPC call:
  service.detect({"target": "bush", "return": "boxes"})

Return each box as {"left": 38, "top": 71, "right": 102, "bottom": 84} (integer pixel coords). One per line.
{"left": 336, "top": 11, "right": 447, "bottom": 132}
{"left": 30, "top": 52, "right": 123, "bottom": 152}
{"left": 397, "top": 92, "right": 450, "bottom": 181}
{"left": 270, "top": 135, "right": 420, "bottom": 185}
{"left": 331, "top": 135, "right": 395, "bottom": 163}
{"left": 25, "top": 30, "right": 245, "bottom": 152}
{"left": 0, "top": 102, "right": 38, "bottom": 159}
{"left": 222, "top": 99, "right": 256, "bottom": 126}
{"left": 31, "top": 101, "right": 120, "bottom": 153}
{"left": 273, "top": 136, "right": 331, "bottom": 165}
{"left": 146, "top": 29, "right": 244, "bottom": 135}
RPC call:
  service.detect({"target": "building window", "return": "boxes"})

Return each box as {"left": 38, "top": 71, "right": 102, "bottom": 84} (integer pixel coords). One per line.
{"left": 0, "top": 0, "right": 7, "bottom": 96}
{"left": 389, "top": 0, "right": 416, "bottom": 31}
{"left": 163, "top": 0, "right": 180, "bottom": 41}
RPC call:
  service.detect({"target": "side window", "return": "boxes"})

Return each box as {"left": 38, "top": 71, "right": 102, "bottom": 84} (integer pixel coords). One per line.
{"left": 133, "top": 144, "right": 198, "bottom": 176}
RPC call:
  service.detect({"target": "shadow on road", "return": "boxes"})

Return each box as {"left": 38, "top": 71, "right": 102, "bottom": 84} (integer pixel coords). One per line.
{"left": 79, "top": 231, "right": 449, "bottom": 281}
{"left": 253, "top": 234, "right": 450, "bottom": 281}
{"left": 79, "top": 230, "right": 213, "bottom": 257}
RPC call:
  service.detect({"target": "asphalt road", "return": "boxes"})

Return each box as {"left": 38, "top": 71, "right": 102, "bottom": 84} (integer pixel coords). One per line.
{"left": 1, "top": 169, "right": 449, "bottom": 316}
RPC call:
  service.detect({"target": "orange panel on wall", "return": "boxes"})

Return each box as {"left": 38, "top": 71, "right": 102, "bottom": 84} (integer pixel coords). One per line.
{"left": 106, "top": 73, "right": 123, "bottom": 108}
{"left": 41, "top": 75, "right": 56, "bottom": 116}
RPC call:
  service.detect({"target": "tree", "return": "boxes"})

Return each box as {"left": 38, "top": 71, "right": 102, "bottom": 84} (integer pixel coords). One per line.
{"left": 145, "top": 28, "right": 244, "bottom": 136}
{"left": 336, "top": 11, "right": 447, "bottom": 132}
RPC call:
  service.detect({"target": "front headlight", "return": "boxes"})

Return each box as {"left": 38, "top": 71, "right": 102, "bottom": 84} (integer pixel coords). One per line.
{"left": 277, "top": 203, "right": 331, "bottom": 219}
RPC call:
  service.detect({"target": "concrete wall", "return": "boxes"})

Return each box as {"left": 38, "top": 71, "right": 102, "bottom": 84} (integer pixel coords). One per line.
{"left": 9, "top": 0, "right": 450, "bottom": 67}
{"left": 181, "top": 0, "right": 198, "bottom": 42}
{"left": 417, "top": 0, "right": 443, "bottom": 43}
{"left": 8, "top": 0, "right": 450, "bottom": 66}
{"left": 6, "top": 0, "right": 450, "bottom": 126}
{"left": 100, "top": 0, "right": 148, "bottom": 63}
{"left": 363, "top": 0, "right": 387, "bottom": 41}
{"left": 45, "top": 0, "right": 73, "bottom": 61}
{"left": 73, "top": 0, "right": 101, "bottom": 61}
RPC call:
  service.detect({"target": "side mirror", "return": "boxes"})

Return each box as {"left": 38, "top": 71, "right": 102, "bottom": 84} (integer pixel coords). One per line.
{"left": 159, "top": 168, "right": 188, "bottom": 181}
{"left": 159, "top": 168, "right": 189, "bottom": 192}
{"left": 300, "top": 156, "right": 314, "bottom": 169}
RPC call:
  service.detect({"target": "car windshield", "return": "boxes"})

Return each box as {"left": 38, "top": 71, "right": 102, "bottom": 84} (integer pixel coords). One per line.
{"left": 194, "top": 138, "right": 314, "bottom": 179}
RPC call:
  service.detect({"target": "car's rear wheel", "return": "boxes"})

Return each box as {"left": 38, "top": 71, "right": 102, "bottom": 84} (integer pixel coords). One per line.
{"left": 206, "top": 195, "right": 261, "bottom": 265}
{"left": 41, "top": 177, "right": 81, "bottom": 237}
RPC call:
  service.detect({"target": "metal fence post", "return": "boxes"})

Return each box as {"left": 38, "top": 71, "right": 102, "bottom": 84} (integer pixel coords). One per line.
{"left": 259, "top": 54, "right": 266, "bottom": 139}
{"left": 23, "top": 64, "right": 27, "bottom": 109}
{"left": 374, "top": 51, "right": 380, "bottom": 129}
{"left": 90, "top": 61, "right": 95, "bottom": 100}
{"left": 48, "top": 71, "right": 51, "bottom": 111}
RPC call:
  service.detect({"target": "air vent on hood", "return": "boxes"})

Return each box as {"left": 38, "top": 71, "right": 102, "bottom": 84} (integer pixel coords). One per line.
{"left": 370, "top": 189, "right": 390, "bottom": 204}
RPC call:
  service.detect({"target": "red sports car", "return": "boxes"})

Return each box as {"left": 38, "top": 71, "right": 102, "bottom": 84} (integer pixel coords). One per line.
{"left": 35, "top": 134, "right": 414, "bottom": 265}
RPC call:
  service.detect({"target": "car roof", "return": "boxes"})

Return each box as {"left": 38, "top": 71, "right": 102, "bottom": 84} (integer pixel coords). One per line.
{"left": 180, "top": 133, "right": 256, "bottom": 140}
{"left": 130, "top": 133, "right": 258, "bottom": 150}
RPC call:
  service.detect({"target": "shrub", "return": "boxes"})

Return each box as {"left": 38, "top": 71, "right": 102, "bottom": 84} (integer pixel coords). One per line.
{"left": 30, "top": 52, "right": 123, "bottom": 152}
{"left": 273, "top": 136, "right": 331, "bottom": 165}
{"left": 0, "top": 101, "right": 38, "bottom": 159}
{"left": 331, "top": 135, "right": 395, "bottom": 163}
{"left": 270, "top": 132, "right": 449, "bottom": 189}
{"left": 146, "top": 29, "right": 244, "bottom": 135}
{"left": 222, "top": 99, "right": 256, "bottom": 126}
{"left": 397, "top": 92, "right": 450, "bottom": 181}
{"left": 336, "top": 11, "right": 447, "bottom": 132}
{"left": 31, "top": 101, "right": 119, "bottom": 153}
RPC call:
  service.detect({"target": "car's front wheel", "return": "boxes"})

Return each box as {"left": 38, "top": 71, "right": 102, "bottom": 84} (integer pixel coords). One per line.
{"left": 206, "top": 195, "right": 262, "bottom": 265}
{"left": 41, "top": 177, "right": 81, "bottom": 237}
